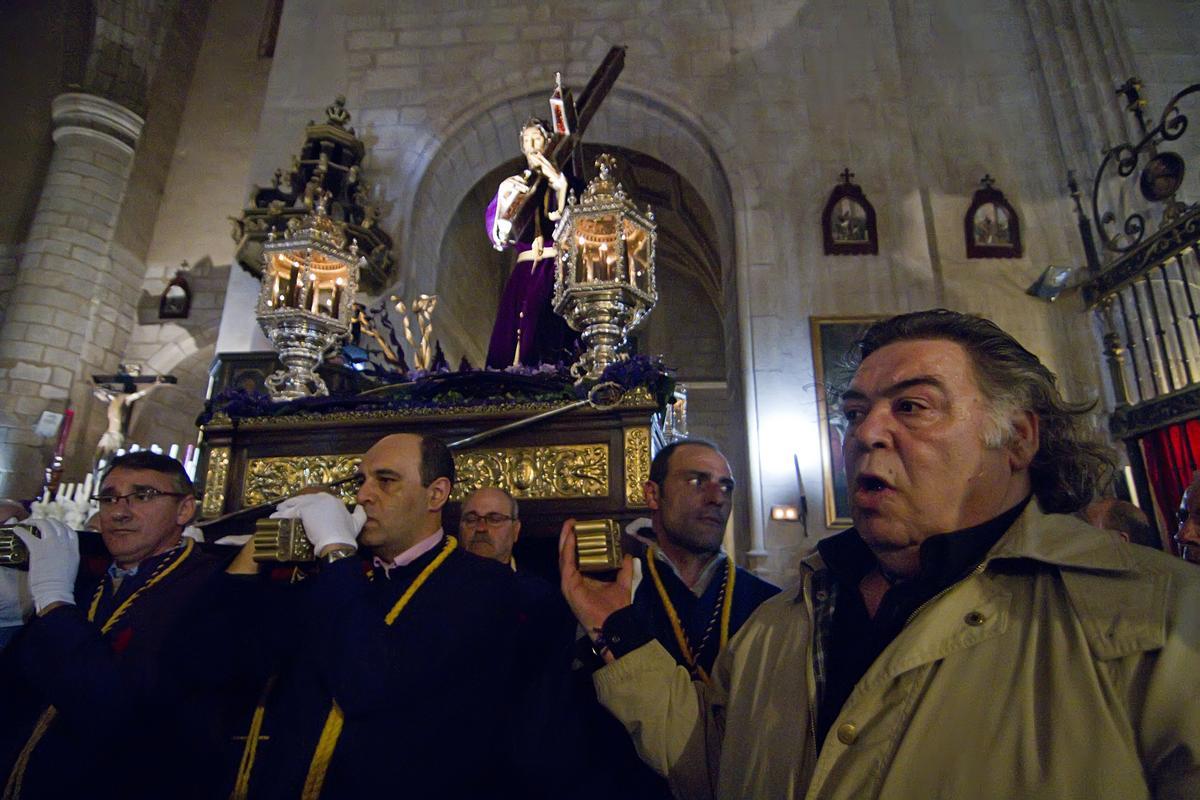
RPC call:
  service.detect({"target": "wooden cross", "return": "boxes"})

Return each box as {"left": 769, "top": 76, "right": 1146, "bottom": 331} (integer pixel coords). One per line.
{"left": 507, "top": 46, "right": 627, "bottom": 244}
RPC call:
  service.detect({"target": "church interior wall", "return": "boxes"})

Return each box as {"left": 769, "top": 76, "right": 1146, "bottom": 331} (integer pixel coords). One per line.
{"left": 0, "top": 0, "right": 90, "bottom": 335}
{"left": 66, "top": 0, "right": 215, "bottom": 479}
{"left": 112, "top": 0, "right": 272, "bottom": 458}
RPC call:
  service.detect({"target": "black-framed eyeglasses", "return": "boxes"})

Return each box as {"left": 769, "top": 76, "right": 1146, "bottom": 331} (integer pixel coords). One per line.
{"left": 93, "top": 489, "right": 190, "bottom": 508}
{"left": 461, "top": 512, "right": 516, "bottom": 527}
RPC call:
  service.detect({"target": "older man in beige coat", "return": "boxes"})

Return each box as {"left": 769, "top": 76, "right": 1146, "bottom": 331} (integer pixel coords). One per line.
{"left": 561, "top": 309, "right": 1199, "bottom": 800}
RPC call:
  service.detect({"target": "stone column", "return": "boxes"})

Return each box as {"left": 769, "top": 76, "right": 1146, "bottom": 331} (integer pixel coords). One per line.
{"left": 0, "top": 93, "right": 144, "bottom": 500}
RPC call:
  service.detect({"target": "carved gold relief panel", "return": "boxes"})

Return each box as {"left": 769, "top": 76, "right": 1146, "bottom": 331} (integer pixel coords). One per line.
{"left": 243, "top": 455, "right": 361, "bottom": 506}
{"left": 623, "top": 427, "right": 650, "bottom": 507}
{"left": 200, "top": 447, "right": 230, "bottom": 517}
{"left": 451, "top": 444, "right": 609, "bottom": 501}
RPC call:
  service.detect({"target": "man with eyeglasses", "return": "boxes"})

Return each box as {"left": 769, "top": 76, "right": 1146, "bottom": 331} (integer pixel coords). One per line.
{"left": 0, "top": 451, "right": 223, "bottom": 799}
{"left": 459, "top": 487, "right": 523, "bottom": 566}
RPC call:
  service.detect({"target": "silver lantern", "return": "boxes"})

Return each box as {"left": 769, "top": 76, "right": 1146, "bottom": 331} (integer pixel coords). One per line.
{"left": 552, "top": 154, "right": 657, "bottom": 382}
{"left": 256, "top": 194, "right": 362, "bottom": 399}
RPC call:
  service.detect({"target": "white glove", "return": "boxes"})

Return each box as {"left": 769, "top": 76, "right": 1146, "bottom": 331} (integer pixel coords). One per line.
{"left": 271, "top": 494, "right": 365, "bottom": 554}
{"left": 13, "top": 518, "right": 79, "bottom": 613}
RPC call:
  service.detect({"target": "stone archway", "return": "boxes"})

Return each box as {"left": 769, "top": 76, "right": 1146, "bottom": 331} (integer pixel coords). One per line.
{"left": 433, "top": 144, "right": 727, "bottom": 382}
{"left": 407, "top": 89, "right": 761, "bottom": 558}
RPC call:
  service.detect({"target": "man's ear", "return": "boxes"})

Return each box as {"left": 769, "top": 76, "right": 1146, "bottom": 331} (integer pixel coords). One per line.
{"left": 426, "top": 477, "right": 452, "bottom": 512}
{"left": 175, "top": 494, "right": 197, "bottom": 528}
{"left": 511, "top": 519, "right": 522, "bottom": 543}
{"left": 1007, "top": 410, "right": 1040, "bottom": 471}
{"left": 643, "top": 480, "right": 661, "bottom": 511}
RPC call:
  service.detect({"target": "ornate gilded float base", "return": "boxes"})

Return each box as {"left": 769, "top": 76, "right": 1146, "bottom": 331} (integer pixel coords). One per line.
{"left": 201, "top": 447, "right": 231, "bottom": 517}
{"left": 623, "top": 427, "right": 650, "bottom": 507}
{"left": 243, "top": 455, "right": 361, "bottom": 506}
{"left": 238, "top": 443, "right": 612, "bottom": 506}
{"left": 451, "top": 443, "right": 609, "bottom": 501}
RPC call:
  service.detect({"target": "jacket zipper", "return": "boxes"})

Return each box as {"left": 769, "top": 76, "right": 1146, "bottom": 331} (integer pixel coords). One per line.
{"left": 903, "top": 559, "right": 988, "bottom": 627}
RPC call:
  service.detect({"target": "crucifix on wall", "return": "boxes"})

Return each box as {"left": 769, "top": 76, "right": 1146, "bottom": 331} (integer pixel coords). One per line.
{"left": 92, "top": 368, "right": 177, "bottom": 461}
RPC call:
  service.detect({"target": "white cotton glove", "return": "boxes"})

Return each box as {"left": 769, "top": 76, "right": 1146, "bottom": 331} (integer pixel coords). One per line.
{"left": 12, "top": 518, "right": 79, "bottom": 613}
{"left": 270, "top": 494, "right": 365, "bottom": 554}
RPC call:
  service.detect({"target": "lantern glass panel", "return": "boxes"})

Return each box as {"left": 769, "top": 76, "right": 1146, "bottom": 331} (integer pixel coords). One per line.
{"left": 624, "top": 221, "right": 651, "bottom": 292}
{"left": 576, "top": 214, "right": 621, "bottom": 283}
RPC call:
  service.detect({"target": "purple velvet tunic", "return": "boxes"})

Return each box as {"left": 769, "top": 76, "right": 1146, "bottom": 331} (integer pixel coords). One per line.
{"left": 484, "top": 193, "right": 578, "bottom": 368}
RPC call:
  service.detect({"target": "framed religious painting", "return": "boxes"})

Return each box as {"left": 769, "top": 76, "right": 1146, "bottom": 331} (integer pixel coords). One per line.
{"left": 965, "top": 175, "right": 1022, "bottom": 259}
{"left": 810, "top": 315, "right": 887, "bottom": 527}
{"left": 821, "top": 168, "right": 878, "bottom": 255}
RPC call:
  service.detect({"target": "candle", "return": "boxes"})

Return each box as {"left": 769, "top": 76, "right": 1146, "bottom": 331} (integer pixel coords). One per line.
{"left": 285, "top": 266, "right": 298, "bottom": 307}
{"left": 310, "top": 281, "right": 321, "bottom": 314}
{"left": 168, "top": 443, "right": 179, "bottom": 460}
{"left": 332, "top": 282, "right": 343, "bottom": 318}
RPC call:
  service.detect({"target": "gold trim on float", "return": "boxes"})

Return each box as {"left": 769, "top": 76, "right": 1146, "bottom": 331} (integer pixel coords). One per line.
{"left": 200, "top": 387, "right": 659, "bottom": 432}
{"left": 451, "top": 443, "right": 609, "bottom": 501}
{"left": 243, "top": 455, "right": 362, "bottom": 506}
{"left": 624, "top": 427, "right": 651, "bottom": 507}
{"left": 201, "top": 447, "right": 231, "bottom": 518}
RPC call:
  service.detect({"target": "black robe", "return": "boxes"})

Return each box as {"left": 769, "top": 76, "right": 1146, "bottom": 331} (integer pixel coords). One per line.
{"left": 173, "top": 538, "right": 518, "bottom": 799}
{"left": 0, "top": 542, "right": 225, "bottom": 800}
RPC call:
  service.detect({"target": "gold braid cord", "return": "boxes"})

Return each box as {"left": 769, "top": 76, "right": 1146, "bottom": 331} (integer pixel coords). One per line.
{"left": 3, "top": 540, "right": 195, "bottom": 800}
{"left": 644, "top": 546, "right": 736, "bottom": 686}
{"left": 229, "top": 676, "right": 277, "bottom": 800}
{"left": 300, "top": 536, "right": 458, "bottom": 799}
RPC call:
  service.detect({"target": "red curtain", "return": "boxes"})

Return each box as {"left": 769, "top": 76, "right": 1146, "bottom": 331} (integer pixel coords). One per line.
{"left": 1138, "top": 418, "right": 1200, "bottom": 545}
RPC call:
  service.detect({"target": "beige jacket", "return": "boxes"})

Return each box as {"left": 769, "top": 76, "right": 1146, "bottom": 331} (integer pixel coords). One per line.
{"left": 594, "top": 503, "right": 1200, "bottom": 799}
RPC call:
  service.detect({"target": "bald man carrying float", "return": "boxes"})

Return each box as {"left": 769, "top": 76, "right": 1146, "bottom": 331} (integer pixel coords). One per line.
{"left": 177, "top": 433, "right": 518, "bottom": 800}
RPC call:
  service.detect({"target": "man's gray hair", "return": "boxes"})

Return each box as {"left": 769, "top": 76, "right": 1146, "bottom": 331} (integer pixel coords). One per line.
{"left": 855, "top": 309, "right": 1116, "bottom": 514}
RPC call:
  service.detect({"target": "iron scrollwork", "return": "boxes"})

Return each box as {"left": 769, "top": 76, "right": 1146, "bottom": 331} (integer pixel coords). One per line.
{"left": 1092, "top": 79, "right": 1200, "bottom": 255}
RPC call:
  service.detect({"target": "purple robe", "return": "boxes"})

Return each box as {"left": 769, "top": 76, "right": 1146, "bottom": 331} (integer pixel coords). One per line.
{"left": 485, "top": 193, "right": 578, "bottom": 368}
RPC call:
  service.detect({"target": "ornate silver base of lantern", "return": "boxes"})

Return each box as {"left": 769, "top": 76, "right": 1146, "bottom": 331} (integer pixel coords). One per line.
{"left": 560, "top": 288, "right": 643, "bottom": 382}
{"left": 260, "top": 312, "right": 349, "bottom": 400}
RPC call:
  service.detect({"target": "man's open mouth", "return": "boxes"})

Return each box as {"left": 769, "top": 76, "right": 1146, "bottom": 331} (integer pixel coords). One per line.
{"left": 856, "top": 474, "right": 891, "bottom": 492}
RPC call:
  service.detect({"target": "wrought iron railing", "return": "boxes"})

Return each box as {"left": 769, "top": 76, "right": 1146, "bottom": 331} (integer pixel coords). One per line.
{"left": 1079, "top": 80, "right": 1200, "bottom": 438}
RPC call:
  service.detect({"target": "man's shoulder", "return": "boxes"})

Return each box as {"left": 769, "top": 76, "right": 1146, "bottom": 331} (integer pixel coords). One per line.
{"left": 1012, "top": 510, "right": 1200, "bottom": 657}
{"left": 732, "top": 563, "right": 782, "bottom": 600}
{"left": 719, "top": 581, "right": 808, "bottom": 666}
{"left": 443, "top": 546, "right": 517, "bottom": 590}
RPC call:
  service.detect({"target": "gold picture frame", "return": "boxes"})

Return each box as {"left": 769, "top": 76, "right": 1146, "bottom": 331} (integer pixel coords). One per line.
{"left": 810, "top": 315, "right": 887, "bottom": 528}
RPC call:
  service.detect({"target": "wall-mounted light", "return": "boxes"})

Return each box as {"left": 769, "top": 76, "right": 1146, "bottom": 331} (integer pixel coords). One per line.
{"left": 1026, "top": 264, "right": 1079, "bottom": 301}
{"left": 770, "top": 504, "right": 800, "bottom": 521}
